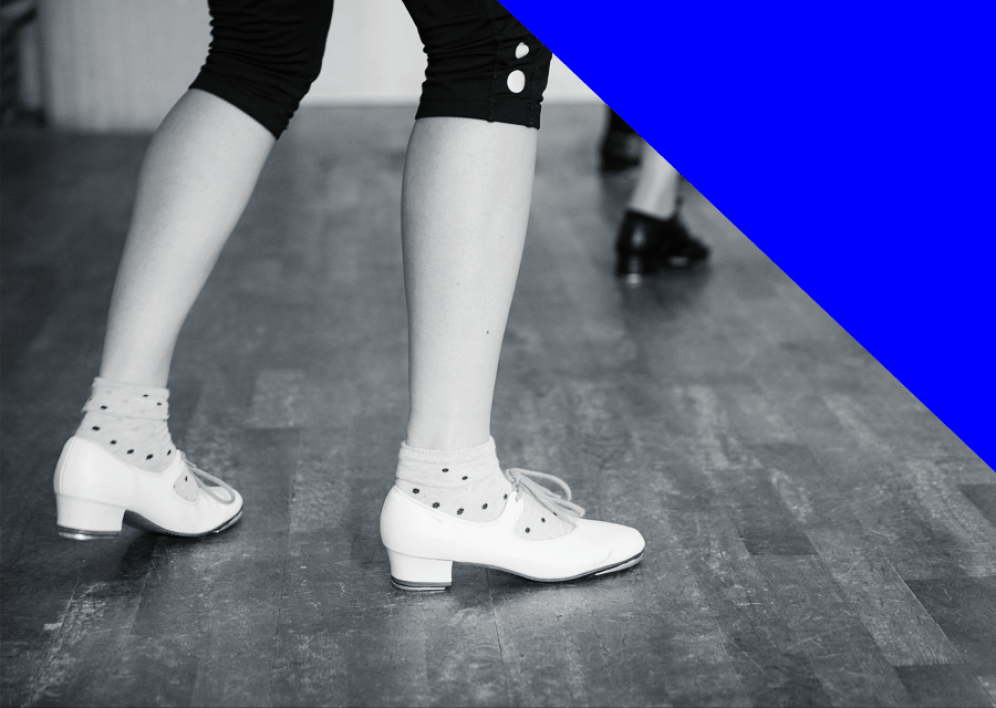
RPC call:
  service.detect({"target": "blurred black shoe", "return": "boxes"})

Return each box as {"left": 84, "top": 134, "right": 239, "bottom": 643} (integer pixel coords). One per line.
{"left": 599, "top": 109, "right": 643, "bottom": 173}
{"left": 615, "top": 209, "right": 710, "bottom": 278}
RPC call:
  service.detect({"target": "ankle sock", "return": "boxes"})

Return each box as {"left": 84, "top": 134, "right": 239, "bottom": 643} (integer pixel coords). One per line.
{"left": 395, "top": 438, "right": 575, "bottom": 541}
{"left": 396, "top": 438, "right": 510, "bottom": 522}
{"left": 75, "top": 377, "right": 197, "bottom": 500}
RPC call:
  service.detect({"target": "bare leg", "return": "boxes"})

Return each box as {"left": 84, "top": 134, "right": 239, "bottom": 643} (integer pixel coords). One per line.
{"left": 614, "top": 142, "right": 708, "bottom": 277}
{"left": 629, "top": 142, "right": 680, "bottom": 219}
{"left": 386, "top": 119, "right": 647, "bottom": 581}
{"left": 402, "top": 117, "right": 537, "bottom": 450}
{"left": 56, "top": 91, "right": 262, "bottom": 539}
{"left": 100, "top": 89, "right": 274, "bottom": 387}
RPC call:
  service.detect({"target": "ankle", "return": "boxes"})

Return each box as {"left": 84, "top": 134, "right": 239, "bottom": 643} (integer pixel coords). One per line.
{"left": 626, "top": 207, "right": 677, "bottom": 226}
{"left": 404, "top": 419, "right": 492, "bottom": 451}
{"left": 74, "top": 376, "right": 177, "bottom": 474}
{"left": 395, "top": 438, "right": 511, "bottom": 522}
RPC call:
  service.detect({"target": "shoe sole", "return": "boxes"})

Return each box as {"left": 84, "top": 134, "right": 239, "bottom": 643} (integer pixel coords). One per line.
{"left": 616, "top": 255, "right": 709, "bottom": 281}
{"left": 57, "top": 509, "right": 243, "bottom": 540}
{"left": 390, "top": 550, "right": 644, "bottom": 592}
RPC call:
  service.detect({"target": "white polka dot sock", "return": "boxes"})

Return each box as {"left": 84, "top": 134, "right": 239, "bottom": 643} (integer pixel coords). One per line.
{"left": 396, "top": 438, "right": 511, "bottom": 522}
{"left": 510, "top": 475, "right": 575, "bottom": 541}
{"left": 395, "top": 438, "right": 576, "bottom": 540}
{"left": 75, "top": 377, "right": 197, "bottom": 501}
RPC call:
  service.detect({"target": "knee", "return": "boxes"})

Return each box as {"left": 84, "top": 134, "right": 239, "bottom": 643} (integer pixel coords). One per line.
{"left": 407, "top": 0, "right": 552, "bottom": 129}
{"left": 189, "top": 0, "right": 335, "bottom": 139}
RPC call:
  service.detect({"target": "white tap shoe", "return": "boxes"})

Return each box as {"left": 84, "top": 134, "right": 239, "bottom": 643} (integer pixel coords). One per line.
{"left": 53, "top": 436, "right": 243, "bottom": 540}
{"left": 380, "top": 468, "right": 645, "bottom": 591}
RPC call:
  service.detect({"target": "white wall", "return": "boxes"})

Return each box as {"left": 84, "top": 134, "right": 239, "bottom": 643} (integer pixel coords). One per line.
{"left": 38, "top": 0, "right": 211, "bottom": 131}
{"left": 38, "top": 0, "right": 597, "bottom": 132}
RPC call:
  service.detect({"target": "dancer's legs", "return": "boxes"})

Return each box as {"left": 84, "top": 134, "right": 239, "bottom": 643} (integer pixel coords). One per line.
{"left": 398, "top": 0, "right": 548, "bottom": 449}
{"left": 386, "top": 115, "right": 645, "bottom": 587}
{"left": 54, "top": 89, "right": 267, "bottom": 538}
{"left": 402, "top": 117, "right": 537, "bottom": 450}
{"left": 54, "top": 90, "right": 270, "bottom": 538}
{"left": 100, "top": 89, "right": 274, "bottom": 387}
{"left": 629, "top": 142, "right": 679, "bottom": 219}
{"left": 56, "top": 0, "right": 335, "bottom": 539}
{"left": 386, "top": 114, "right": 646, "bottom": 588}
{"left": 615, "top": 142, "right": 709, "bottom": 277}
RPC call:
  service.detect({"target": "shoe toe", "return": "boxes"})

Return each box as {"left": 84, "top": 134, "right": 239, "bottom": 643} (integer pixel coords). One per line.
{"left": 580, "top": 519, "right": 645, "bottom": 562}
{"left": 613, "top": 524, "right": 645, "bottom": 564}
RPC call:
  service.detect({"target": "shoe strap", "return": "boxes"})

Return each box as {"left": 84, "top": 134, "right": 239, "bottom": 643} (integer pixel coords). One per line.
{"left": 504, "top": 468, "right": 586, "bottom": 524}
{"left": 181, "top": 452, "right": 237, "bottom": 505}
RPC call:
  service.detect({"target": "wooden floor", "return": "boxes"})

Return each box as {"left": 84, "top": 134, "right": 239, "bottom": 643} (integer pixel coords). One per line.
{"left": 2, "top": 105, "right": 995, "bottom": 708}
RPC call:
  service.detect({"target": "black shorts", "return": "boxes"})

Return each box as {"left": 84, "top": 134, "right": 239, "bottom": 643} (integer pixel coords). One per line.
{"left": 189, "top": 0, "right": 552, "bottom": 139}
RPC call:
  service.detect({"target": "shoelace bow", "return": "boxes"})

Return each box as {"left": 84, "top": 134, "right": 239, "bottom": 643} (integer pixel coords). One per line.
{"left": 504, "top": 468, "right": 586, "bottom": 524}
{"left": 180, "top": 452, "right": 237, "bottom": 505}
